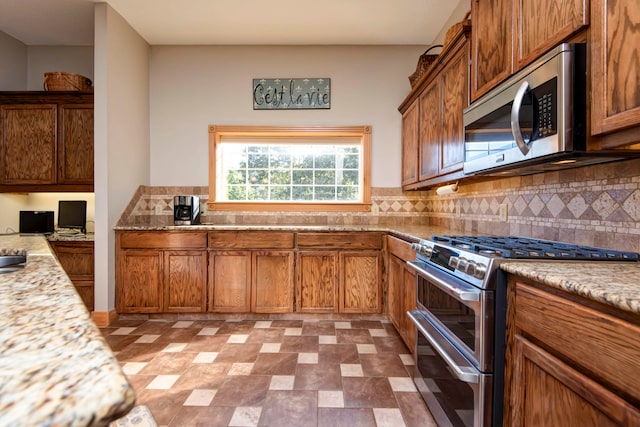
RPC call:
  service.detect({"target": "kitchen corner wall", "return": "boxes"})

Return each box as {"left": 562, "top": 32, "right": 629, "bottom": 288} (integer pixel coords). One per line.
{"left": 120, "top": 157, "right": 640, "bottom": 253}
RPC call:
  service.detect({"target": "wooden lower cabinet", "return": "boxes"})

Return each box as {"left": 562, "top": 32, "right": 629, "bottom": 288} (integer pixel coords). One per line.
{"left": 296, "top": 252, "right": 339, "bottom": 313}
{"left": 208, "top": 250, "right": 294, "bottom": 313}
{"left": 252, "top": 251, "right": 294, "bottom": 313}
{"left": 118, "top": 249, "right": 163, "bottom": 313}
{"left": 163, "top": 250, "right": 207, "bottom": 313}
{"left": 386, "top": 236, "right": 416, "bottom": 352}
{"left": 505, "top": 277, "right": 640, "bottom": 425}
{"left": 340, "top": 251, "right": 382, "bottom": 313}
{"left": 50, "top": 240, "right": 94, "bottom": 311}
{"left": 208, "top": 251, "right": 251, "bottom": 312}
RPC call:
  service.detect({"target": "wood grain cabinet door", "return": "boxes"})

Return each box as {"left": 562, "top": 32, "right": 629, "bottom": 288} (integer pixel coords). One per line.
{"left": 440, "top": 45, "right": 469, "bottom": 175}
{"left": 514, "top": 0, "right": 587, "bottom": 70}
{"left": 508, "top": 335, "right": 640, "bottom": 426}
{"left": 117, "top": 249, "right": 163, "bottom": 313}
{"left": 340, "top": 251, "right": 381, "bottom": 313}
{"left": 471, "top": 0, "right": 513, "bottom": 101}
{"left": 296, "top": 251, "right": 338, "bottom": 313}
{"left": 208, "top": 251, "right": 252, "bottom": 312}
{"left": 58, "top": 104, "right": 94, "bottom": 184}
{"left": 163, "top": 250, "right": 207, "bottom": 313}
{"left": 50, "top": 241, "right": 94, "bottom": 311}
{"left": 0, "top": 104, "right": 57, "bottom": 184}
{"left": 252, "top": 251, "right": 294, "bottom": 313}
{"left": 591, "top": 0, "right": 640, "bottom": 137}
{"left": 401, "top": 100, "right": 420, "bottom": 186}
{"left": 418, "top": 81, "right": 442, "bottom": 181}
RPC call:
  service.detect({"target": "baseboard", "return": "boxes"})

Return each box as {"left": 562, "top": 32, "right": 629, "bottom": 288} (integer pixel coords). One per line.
{"left": 92, "top": 309, "right": 119, "bottom": 327}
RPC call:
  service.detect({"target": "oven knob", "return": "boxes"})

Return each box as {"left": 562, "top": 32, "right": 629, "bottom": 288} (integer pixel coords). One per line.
{"left": 448, "top": 256, "right": 460, "bottom": 269}
{"left": 472, "top": 263, "right": 488, "bottom": 279}
{"left": 457, "top": 257, "right": 470, "bottom": 272}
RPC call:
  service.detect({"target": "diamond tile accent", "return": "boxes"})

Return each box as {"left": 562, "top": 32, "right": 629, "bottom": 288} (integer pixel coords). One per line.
{"left": 567, "top": 194, "right": 589, "bottom": 219}
{"left": 592, "top": 192, "right": 618, "bottom": 219}
{"left": 183, "top": 389, "right": 217, "bottom": 406}
{"left": 623, "top": 190, "right": 640, "bottom": 221}
{"left": 547, "top": 194, "right": 566, "bottom": 218}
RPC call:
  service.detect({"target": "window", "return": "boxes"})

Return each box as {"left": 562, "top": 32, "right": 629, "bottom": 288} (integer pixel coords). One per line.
{"left": 208, "top": 125, "right": 371, "bottom": 212}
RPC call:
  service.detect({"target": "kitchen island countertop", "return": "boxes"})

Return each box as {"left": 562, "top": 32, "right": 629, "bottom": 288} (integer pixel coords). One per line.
{"left": 0, "top": 234, "right": 135, "bottom": 426}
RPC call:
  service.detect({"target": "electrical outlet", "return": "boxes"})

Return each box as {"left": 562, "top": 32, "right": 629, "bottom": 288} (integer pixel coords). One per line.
{"left": 155, "top": 204, "right": 163, "bottom": 215}
{"left": 499, "top": 203, "right": 508, "bottom": 222}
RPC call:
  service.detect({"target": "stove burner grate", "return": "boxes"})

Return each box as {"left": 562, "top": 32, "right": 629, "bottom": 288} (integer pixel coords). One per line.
{"left": 432, "top": 235, "right": 639, "bottom": 261}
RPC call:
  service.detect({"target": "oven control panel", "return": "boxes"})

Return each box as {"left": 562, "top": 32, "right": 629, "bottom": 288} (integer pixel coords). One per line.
{"left": 448, "top": 256, "right": 487, "bottom": 280}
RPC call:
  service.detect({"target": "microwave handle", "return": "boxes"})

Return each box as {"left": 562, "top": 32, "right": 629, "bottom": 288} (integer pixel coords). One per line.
{"left": 511, "top": 81, "right": 532, "bottom": 156}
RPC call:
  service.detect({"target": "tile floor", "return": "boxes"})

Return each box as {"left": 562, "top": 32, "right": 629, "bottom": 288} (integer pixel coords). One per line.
{"left": 101, "top": 316, "right": 436, "bottom": 427}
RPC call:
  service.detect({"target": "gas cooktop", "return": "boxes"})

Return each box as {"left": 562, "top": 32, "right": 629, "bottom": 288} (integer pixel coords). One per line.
{"left": 431, "top": 235, "right": 639, "bottom": 261}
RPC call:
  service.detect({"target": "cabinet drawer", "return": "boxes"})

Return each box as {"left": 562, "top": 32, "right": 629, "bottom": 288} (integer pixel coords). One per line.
{"left": 118, "top": 231, "right": 206, "bottom": 249}
{"left": 386, "top": 235, "right": 415, "bottom": 262}
{"left": 208, "top": 231, "right": 295, "bottom": 249}
{"left": 514, "top": 281, "right": 640, "bottom": 403}
{"left": 297, "top": 232, "right": 382, "bottom": 250}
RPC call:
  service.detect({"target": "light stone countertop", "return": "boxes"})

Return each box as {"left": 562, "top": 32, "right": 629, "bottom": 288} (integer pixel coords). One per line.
{"left": 500, "top": 261, "right": 640, "bottom": 315}
{"left": 0, "top": 234, "right": 135, "bottom": 426}
{"left": 114, "top": 223, "right": 640, "bottom": 315}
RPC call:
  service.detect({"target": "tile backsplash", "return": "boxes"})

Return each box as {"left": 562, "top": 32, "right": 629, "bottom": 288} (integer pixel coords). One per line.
{"left": 119, "top": 158, "right": 640, "bottom": 252}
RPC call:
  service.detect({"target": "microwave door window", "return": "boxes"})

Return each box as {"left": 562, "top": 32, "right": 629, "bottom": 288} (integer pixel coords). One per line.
{"left": 465, "top": 103, "right": 517, "bottom": 162}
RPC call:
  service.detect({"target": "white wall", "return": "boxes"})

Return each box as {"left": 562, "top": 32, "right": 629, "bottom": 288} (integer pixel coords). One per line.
{"left": 27, "top": 46, "right": 94, "bottom": 90}
{"left": 94, "top": 3, "right": 150, "bottom": 311}
{"left": 0, "top": 31, "right": 27, "bottom": 90}
{"left": 149, "top": 44, "right": 427, "bottom": 188}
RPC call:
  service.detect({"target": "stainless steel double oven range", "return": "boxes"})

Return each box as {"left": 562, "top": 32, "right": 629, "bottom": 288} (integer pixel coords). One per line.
{"left": 406, "top": 235, "right": 639, "bottom": 427}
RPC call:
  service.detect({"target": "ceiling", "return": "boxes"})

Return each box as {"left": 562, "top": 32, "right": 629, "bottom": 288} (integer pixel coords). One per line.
{"left": 0, "top": 0, "right": 462, "bottom": 46}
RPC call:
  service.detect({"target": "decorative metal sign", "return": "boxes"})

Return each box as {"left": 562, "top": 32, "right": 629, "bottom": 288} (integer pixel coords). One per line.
{"left": 253, "top": 78, "right": 331, "bottom": 110}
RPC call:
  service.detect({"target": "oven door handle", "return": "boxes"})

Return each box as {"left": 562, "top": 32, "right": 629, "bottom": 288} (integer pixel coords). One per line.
{"left": 407, "top": 261, "right": 480, "bottom": 302}
{"left": 408, "top": 311, "right": 480, "bottom": 384}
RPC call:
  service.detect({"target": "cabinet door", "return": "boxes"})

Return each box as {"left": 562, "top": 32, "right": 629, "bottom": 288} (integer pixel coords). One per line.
{"left": 514, "top": 0, "right": 587, "bottom": 70}
{"left": 58, "top": 104, "right": 94, "bottom": 184}
{"left": 591, "top": 0, "right": 640, "bottom": 136}
{"left": 252, "top": 251, "right": 294, "bottom": 313}
{"left": 296, "top": 251, "right": 338, "bottom": 313}
{"left": 163, "top": 250, "right": 207, "bottom": 312}
{"left": 419, "top": 81, "right": 442, "bottom": 181}
{"left": 50, "top": 241, "right": 94, "bottom": 311}
{"left": 471, "top": 0, "right": 513, "bottom": 100}
{"left": 387, "top": 254, "right": 405, "bottom": 330}
{"left": 340, "top": 251, "right": 381, "bottom": 313}
{"left": 440, "top": 45, "right": 468, "bottom": 175}
{"left": 401, "top": 100, "right": 420, "bottom": 186}
{"left": 208, "top": 251, "right": 252, "bottom": 312}
{"left": 0, "top": 104, "right": 57, "bottom": 184}
{"left": 508, "top": 335, "right": 640, "bottom": 426}
{"left": 117, "top": 250, "right": 163, "bottom": 313}
{"left": 401, "top": 266, "right": 417, "bottom": 352}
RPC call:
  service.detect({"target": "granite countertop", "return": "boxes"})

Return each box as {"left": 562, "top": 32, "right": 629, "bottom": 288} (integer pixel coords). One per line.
{"left": 501, "top": 261, "right": 640, "bottom": 315}
{"left": 0, "top": 234, "right": 135, "bottom": 426}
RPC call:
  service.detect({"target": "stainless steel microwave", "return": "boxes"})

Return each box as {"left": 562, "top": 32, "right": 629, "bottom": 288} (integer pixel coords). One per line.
{"left": 463, "top": 43, "right": 633, "bottom": 176}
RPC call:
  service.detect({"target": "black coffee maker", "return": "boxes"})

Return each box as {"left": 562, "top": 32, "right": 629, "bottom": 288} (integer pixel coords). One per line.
{"left": 173, "top": 196, "right": 200, "bottom": 225}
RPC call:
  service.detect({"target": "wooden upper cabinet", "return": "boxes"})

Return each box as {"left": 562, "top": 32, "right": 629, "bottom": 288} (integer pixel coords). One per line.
{"left": 59, "top": 104, "right": 94, "bottom": 184}
{"left": 591, "top": 0, "right": 640, "bottom": 139}
{"left": 514, "top": 0, "right": 588, "bottom": 70}
{"left": 472, "top": 0, "right": 587, "bottom": 101}
{"left": 0, "top": 104, "right": 57, "bottom": 185}
{"left": 471, "top": 0, "right": 513, "bottom": 101}
{"left": 401, "top": 101, "right": 419, "bottom": 186}
{"left": 0, "top": 92, "right": 93, "bottom": 191}
{"left": 440, "top": 46, "right": 469, "bottom": 175}
{"left": 399, "top": 25, "right": 470, "bottom": 189}
{"left": 419, "top": 81, "right": 442, "bottom": 181}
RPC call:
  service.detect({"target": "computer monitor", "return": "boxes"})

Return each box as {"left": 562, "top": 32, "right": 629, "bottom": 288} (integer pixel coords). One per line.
{"left": 57, "top": 200, "right": 87, "bottom": 234}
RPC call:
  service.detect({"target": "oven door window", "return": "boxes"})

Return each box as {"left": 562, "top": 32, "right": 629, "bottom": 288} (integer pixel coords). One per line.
{"left": 417, "top": 275, "right": 478, "bottom": 353}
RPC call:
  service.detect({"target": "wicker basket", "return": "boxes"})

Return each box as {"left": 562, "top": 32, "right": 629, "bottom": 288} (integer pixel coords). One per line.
{"left": 408, "top": 44, "right": 443, "bottom": 88}
{"left": 43, "top": 72, "right": 93, "bottom": 92}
